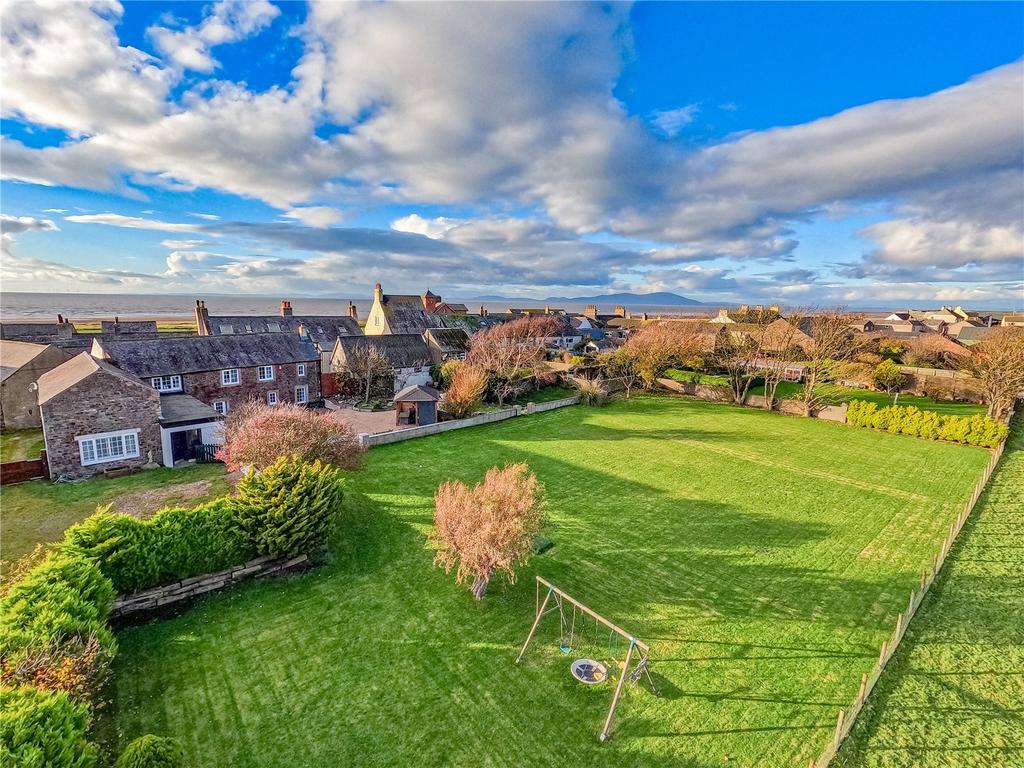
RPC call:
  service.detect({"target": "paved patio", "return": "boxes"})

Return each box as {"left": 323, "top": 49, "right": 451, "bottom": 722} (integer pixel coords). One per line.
{"left": 330, "top": 404, "right": 401, "bottom": 436}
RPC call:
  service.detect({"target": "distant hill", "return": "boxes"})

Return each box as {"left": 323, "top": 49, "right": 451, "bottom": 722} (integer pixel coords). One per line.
{"left": 470, "top": 291, "right": 702, "bottom": 306}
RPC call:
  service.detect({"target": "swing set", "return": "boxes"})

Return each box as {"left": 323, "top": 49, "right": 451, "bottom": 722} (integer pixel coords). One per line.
{"left": 515, "top": 576, "right": 657, "bottom": 742}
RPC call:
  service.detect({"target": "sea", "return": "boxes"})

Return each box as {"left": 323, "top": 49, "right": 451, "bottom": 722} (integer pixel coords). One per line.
{"left": 0, "top": 292, "right": 722, "bottom": 322}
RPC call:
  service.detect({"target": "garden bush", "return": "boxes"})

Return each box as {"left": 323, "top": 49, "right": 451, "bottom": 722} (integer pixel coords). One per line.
{"left": 114, "top": 735, "right": 186, "bottom": 768}
{"left": 61, "top": 500, "right": 255, "bottom": 595}
{"left": 846, "top": 399, "right": 1008, "bottom": 447}
{"left": 0, "top": 686, "right": 96, "bottom": 768}
{"left": 0, "top": 552, "right": 115, "bottom": 701}
{"left": 231, "top": 455, "right": 345, "bottom": 558}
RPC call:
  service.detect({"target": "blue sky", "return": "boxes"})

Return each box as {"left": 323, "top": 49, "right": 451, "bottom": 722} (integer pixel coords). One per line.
{"left": 2, "top": 1, "right": 1022, "bottom": 307}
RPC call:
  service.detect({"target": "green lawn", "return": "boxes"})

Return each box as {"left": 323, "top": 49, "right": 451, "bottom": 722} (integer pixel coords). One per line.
{"left": 747, "top": 381, "right": 984, "bottom": 416}
{"left": 664, "top": 369, "right": 731, "bottom": 386}
{"left": 99, "top": 397, "right": 990, "bottom": 767}
{"left": 0, "top": 428, "right": 45, "bottom": 463}
{"left": 1, "top": 464, "right": 230, "bottom": 570}
{"left": 834, "top": 416, "right": 1024, "bottom": 768}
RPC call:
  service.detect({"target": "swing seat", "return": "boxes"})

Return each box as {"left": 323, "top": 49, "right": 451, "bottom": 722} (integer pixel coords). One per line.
{"left": 559, "top": 643, "right": 572, "bottom": 654}
{"left": 571, "top": 658, "right": 608, "bottom": 685}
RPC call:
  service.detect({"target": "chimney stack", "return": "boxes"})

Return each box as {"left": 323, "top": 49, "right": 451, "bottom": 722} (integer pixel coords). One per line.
{"left": 479, "top": 305, "right": 488, "bottom": 317}
{"left": 614, "top": 305, "right": 626, "bottom": 317}
{"left": 194, "top": 299, "right": 210, "bottom": 335}
{"left": 280, "top": 300, "right": 293, "bottom": 317}
{"left": 57, "top": 313, "right": 64, "bottom": 324}
{"left": 585, "top": 304, "right": 598, "bottom": 320}
{"left": 373, "top": 282, "right": 383, "bottom": 304}
{"left": 347, "top": 301, "right": 359, "bottom": 320}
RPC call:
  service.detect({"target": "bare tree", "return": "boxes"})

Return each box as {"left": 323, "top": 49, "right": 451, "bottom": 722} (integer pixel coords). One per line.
{"left": 601, "top": 348, "right": 640, "bottom": 398}
{"left": 618, "top": 321, "right": 710, "bottom": 389}
{"left": 758, "top": 313, "right": 810, "bottom": 410}
{"left": 467, "top": 316, "right": 558, "bottom": 405}
{"left": 800, "top": 310, "right": 854, "bottom": 416}
{"left": 442, "top": 364, "right": 489, "bottom": 418}
{"left": 717, "top": 320, "right": 773, "bottom": 406}
{"left": 970, "top": 327, "right": 1024, "bottom": 420}
{"left": 431, "top": 463, "right": 545, "bottom": 600}
{"left": 337, "top": 343, "right": 392, "bottom": 404}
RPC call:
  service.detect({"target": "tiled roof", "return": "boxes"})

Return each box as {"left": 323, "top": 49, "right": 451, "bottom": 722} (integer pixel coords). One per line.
{"left": 424, "top": 327, "right": 470, "bottom": 353}
{"left": 394, "top": 384, "right": 441, "bottom": 402}
{"left": 335, "top": 334, "right": 432, "bottom": 369}
{"left": 379, "top": 295, "right": 449, "bottom": 335}
{"left": 205, "top": 315, "right": 362, "bottom": 349}
{"left": 100, "top": 320, "right": 159, "bottom": 335}
{"left": 95, "top": 333, "right": 320, "bottom": 378}
{"left": 0, "top": 340, "right": 48, "bottom": 381}
{"left": 159, "top": 393, "right": 221, "bottom": 425}
{"left": 38, "top": 352, "right": 151, "bottom": 404}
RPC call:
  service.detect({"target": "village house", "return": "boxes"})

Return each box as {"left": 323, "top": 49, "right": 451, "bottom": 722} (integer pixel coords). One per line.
{"left": 364, "top": 284, "right": 455, "bottom": 336}
{"left": 1001, "top": 313, "right": 1024, "bottom": 327}
{"left": 0, "top": 315, "right": 171, "bottom": 350}
{"left": 37, "top": 353, "right": 165, "bottom": 479}
{"left": 423, "top": 327, "right": 471, "bottom": 364}
{"left": 90, "top": 333, "right": 322, "bottom": 415}
{"left": 194, "top": 299, "right": 362, "bottom": 396}
{"left": 332, "top": 334, "right": 433, "bottom": 394}
{"left": 0, "top": 340, "right": 74, "bottom": 430}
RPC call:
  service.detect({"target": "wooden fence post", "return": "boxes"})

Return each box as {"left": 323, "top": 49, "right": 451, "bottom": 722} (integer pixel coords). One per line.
{"left": 833, "top": 709, "right": 845, "bottom": 749}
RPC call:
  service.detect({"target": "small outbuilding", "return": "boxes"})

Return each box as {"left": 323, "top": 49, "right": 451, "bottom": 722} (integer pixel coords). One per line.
{"left": 394, "top": 384, "right": 441, "bottom": 427}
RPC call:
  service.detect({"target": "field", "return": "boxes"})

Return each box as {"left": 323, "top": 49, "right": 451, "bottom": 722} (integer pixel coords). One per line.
{"left": 0, "top": 464, "right": 230, "bottom": 570}
{"left": 98, "top": 396, "right": 990, "bottom": 767}
{"left": 0, "top": 428, "right": 45, "bottom": 462}
{"left": 834, "top": 416, "right": 1023, "bottom": 768}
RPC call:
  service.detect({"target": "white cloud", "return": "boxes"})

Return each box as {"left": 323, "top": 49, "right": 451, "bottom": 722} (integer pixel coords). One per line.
{"left": 650, "top": 104, "right": 700, "bottom": 138}
{"left": 161, "top": 238, "right": 211, "bottom": 249}
{"left": 148, "top": 0, "right": 280, "bottom": 73}
{"left": 391, "top": 214, "right": 461, "bottom": 240}
{"left": 284, "top": 206, "right": 345, "bottom": 228}
{"left": 65, "top": 213, "right": 204, "bottom": 232}
{"left": 0, "top": 214, "right": 60, "bottom": 257}
{"left": 189, "top": 212, "right": 221, "bottom": 221}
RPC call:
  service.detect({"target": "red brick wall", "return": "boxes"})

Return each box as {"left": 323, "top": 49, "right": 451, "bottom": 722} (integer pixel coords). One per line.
{"left": 179, "top": 361, "right": 321, "bottom": 411}
{"left": 41, "top": 371, "right": 163, "bottom": 479}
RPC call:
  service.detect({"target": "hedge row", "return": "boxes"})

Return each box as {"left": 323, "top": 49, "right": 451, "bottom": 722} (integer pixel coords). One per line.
{"left": 1, "top": 456, "right": 344, "bottom": 768}
{"left": 62, "top": 457, "right": 344, "bottom": 594}
{"left": 846, "top": 400, "right": 1008, "bottom": 448}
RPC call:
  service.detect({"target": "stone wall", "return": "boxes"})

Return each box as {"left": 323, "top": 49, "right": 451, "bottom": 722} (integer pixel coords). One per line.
{"left": 360, "top": 396, "right": 580, "bottom": 448}
{"left": 1, "top": 345, "right": 74, "bottom": 429}
{"left": 41, "top": 368, "right": 163, "bottom": 479}
{"left": 182, "top": 361, "right": 322, "bottom": 411}
{"left": 655, "top": 378, "right": 849, "bottom": 423}
{"left": 110, "top": 553, "right": 310, "bottom": 621}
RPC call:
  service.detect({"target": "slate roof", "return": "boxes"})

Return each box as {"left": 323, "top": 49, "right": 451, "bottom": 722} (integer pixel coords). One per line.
{"left": 394, "top": 384, "right": 441, "bottom": 402}
{"left": 0, "top": 340, "right": 48, "bottom": 382}
{"left": 423, "top": 327, "right": 470, "bottom": 354}
{"left": 94, "top": 333, "right": 320, "bottom": 378}
{"left": 435, "top": 302, "right": 469, "bottom": 314}
{"left": 38, "top": 352, "right": 151, "bottom": 405}
{"left": 205, "top": 315, "right": 362, "bottom": 350}
{"left": 378, "top": 295, "right": 450, "bottom": 334}
{"left": 334, "top": 334, "right": 431, "bottom": 369}
{"left": 1, "top": 323, "right": 72, "bottom": 341}
{"left": 954, "top": 326, "right": 997, "bottom": 344}
{"left": 100, "top": 320, "right": 158, "bottom": 335}
{"left": 160, "top": 393, "right": 221, "bottom": 425}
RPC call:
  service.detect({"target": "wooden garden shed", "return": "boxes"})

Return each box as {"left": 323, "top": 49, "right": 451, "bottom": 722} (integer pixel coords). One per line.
{"left": 394, "top": 384, "right": 441, "bottom": 427}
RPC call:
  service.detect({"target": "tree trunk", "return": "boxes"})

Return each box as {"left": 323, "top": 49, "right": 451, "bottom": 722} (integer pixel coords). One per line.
{"left": 471, "top": 573, "right": 490, "bottom": 600}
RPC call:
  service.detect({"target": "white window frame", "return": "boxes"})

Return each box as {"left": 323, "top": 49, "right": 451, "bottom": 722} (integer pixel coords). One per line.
{"left": 221, "top": 368, "right": 240, "bottom": 386}
{"left": 150, "top": 374, "right": 182, "bottom": 393}
{"left": 297, "top": 363, "right": 306, "bottom": 377}
{"left": 76, "top": 429, "right": 140, "bottom": 467}
{"left": 213, "top": 400, "right": 228, "bottom": 416}
{"left": 257, "top": 365, "right": 275, "bottom": 382}
{"left": 267, "top": 390, "right": 279, "bottom": 406}
{"left": 295, "top": 385, "right": 308, "bottom": 405}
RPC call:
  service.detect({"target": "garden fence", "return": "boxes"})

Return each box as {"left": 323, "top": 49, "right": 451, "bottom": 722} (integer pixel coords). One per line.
{"left": 808, "top": 428, "right": 1010, "bottom": 767}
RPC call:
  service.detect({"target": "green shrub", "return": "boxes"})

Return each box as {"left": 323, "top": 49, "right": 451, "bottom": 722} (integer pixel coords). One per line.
{"left": 846, "top": 399, "right": 1008, "bottom": 447}
{"left": 113, "top": 735, "right": 186, "bottom": 768}
{"left": 62, "top": 500, "right": 254, "bottom": 595}
{"left": 231, "top": 455, "right": 344, "bottom": 558}
{"left": 0, "top": 686, "right": 96, "bottom": 768}
{"left": 0, "top": 553, "right": 116, "bottom": 697}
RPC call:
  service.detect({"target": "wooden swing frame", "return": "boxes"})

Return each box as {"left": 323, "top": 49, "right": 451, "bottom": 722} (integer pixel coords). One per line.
{"left": 515, "top": 576, "right": 653, "bottom": 742}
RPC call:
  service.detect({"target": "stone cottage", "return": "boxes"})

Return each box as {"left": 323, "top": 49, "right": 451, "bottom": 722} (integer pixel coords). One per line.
{"left": 331, "top": 334, "right": 433, "bottom": 394}
{"left": 38, "top": 353, "right": 164, "bottom": 479}
{"left": 0, "top": 340, "right": 73, "bottom": 429}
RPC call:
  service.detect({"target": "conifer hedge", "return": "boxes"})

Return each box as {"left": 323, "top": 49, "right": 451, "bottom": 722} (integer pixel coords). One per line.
{"left": 846, "top": 400, "right": 1008, "bottom": 448}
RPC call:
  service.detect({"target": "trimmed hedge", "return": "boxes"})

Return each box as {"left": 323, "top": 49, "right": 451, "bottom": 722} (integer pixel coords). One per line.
{"left": 232, "top": 456, "right": 344, "bottom": 558}
{"left": 846, "top": 400, "right": 1008, "bottom": 448}
{"left": 0, "top": 685, "right": 97, "bottom": 768}
{"left": 61, "top": 500, "right": 255, "bottom": 595}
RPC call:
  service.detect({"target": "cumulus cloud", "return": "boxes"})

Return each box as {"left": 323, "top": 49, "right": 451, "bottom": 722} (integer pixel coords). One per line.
{"left": 0, "top": 214, "right": 60, "bottom": 257}
{"left": 148, "top": 0, "right": 280, "bottom": 72}
{"left": 1, "top": 254, "right": 158, "bottom": 287}
{"left": 161, "top": 239, "right": 211, "bottom": 249}
{"left": 391, "top": 214, "right": 461, "bottom": 240}
{"left": 284, "top": 206, "right": 346, "bottom": 228}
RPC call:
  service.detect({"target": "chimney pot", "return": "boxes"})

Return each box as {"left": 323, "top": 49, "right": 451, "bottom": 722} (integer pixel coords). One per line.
{"left": 280, "top": 300, "right": 293, "bottom": 317}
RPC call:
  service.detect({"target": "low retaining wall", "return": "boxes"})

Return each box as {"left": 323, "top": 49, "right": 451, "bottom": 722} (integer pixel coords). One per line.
{"left": 359, "top": 396, "right": 581, "bottom": 448}
{"left": 110, "top": 553, "right": 310, "bottom": 620}
{"left": 0, "top": 452, "right": 48, "bottom": 485}
{"left": 656, "top": 379, "right": 849, "bottom": 422}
